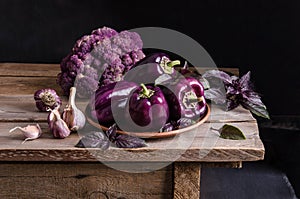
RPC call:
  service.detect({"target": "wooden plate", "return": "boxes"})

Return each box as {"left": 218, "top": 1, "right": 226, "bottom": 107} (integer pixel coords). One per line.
{"left": 85, "top": 104, "right": 210, "bottom": 139}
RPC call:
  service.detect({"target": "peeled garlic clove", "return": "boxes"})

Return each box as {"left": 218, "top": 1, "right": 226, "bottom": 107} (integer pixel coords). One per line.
{"left": 48, "top": 108, "right": 71, "bottom": 139}
{"left": 9, "top": 124, "right": 42, "bottom": 144}
{"left": 62, "top": 87, "right": 86, "bottom": 131}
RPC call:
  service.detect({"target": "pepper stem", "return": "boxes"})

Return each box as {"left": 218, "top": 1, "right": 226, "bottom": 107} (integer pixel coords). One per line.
{"left": 188, "top": 96, "right": 204, "bottom": 103}
{"left": 140, "top": 84, "right": 150, "bottom": 97}
{"left": 166, "top": 60, "right": 181, "bottom": 68}
{"left": 139, "top": 84, "right": 155, "bottom": 98}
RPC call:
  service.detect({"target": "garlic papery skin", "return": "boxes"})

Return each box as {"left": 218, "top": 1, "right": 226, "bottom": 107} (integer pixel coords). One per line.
{"left": 62, "top": 87, "right": 86, "bottom": 131}
{"left": 9, "top": 124, "right": 42, "bottom": 144}
{"left": 48, "top": 108, "right": 71, "bottom": 139}
{"left": 34, "top": 88, "right": 62, "bottom": 112}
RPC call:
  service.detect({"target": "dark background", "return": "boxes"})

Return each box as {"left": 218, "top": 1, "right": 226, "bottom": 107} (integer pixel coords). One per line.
{"left": 0, "top": 0, "right": 299, "bottom": 198}
{"left": 1, "top": 0, "right": 300, "bottom": 116}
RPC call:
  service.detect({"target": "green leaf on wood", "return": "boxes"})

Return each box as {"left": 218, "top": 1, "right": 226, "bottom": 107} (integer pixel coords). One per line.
{"left": 211, "top": 124, "right": 246, "bottom": 140}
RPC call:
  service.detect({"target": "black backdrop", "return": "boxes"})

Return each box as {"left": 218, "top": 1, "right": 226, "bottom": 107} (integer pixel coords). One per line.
{"left": 1, "top": 0, "right": 300, "bottom": 116}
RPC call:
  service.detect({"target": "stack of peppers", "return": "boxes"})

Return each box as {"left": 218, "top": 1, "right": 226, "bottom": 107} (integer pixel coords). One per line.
{"left": 89, "top": 52, "right": 207, "bottom": 132}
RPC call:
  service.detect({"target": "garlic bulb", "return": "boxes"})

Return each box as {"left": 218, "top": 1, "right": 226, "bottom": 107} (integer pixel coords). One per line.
{"left": 48, "top": 108, "right": 71, "bottom": 138}
{"left": 62, "top": 87, "right": 86, "bottom": 131}
{"left": 9, "top": 124, "right": 42, "bottom": 144}
{"left": 34, "top": 88, "right": 62, "bottom": 111}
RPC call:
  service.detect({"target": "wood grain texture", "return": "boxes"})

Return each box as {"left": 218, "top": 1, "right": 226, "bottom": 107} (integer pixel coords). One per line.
{"left": 0, "top": 76, "right": 63, "bottom": 96}
{"left": 173, "top": 162, "right": 201, "bottom": 199}
{"left": 0, "top": 63, "right": 263, "bottom": 198}
{"left": 0, "top": 163, "right": 173, "bottom": 199}
{"left": 0, "top": 63, "right": 239, "bottom": 97}
{"left": 0, "top": 63, "right": 60, "bottom": 77}
{"left": 0, "top": 95, "right": 85, "bottom": 122}
{"left": 0, "top": 95, "right": 255, "bottom": 122}
{"left": 0, "top": 121, "right": 264, "bottom": 162}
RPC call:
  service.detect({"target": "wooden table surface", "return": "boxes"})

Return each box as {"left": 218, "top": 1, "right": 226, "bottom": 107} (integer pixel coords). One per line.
{"left": 0, "top": 63, "right": 264, "bottom": 199}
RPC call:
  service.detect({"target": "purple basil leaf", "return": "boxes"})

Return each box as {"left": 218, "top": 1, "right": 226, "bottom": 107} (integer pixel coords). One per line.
{"left": 241, "top": 100, "right": 270, "bottom": 119}
{"left": 226, "top": 98, "right": 240, "bottom": 111}
{"left": 243, "top": 92, "right": 266, "bottom": 108}
{"left": 105, "top": 123, "right": 117, "bottom": 142}
{"left": 75, "top": 131, "right": 110, "bottom": 150}
{"left": 198, "top": 76, "right": 210, "bottom": 89}
{"left": 239, "top": 71, "right": 251, "bottom": 90}
{"left": 202, "top": 70, "right": 232, "bottom": 84}
{"left": 160, "top": 122, "right": 175, "bottom": 132}
{"left": 226, "top": 85, "right": 239, "bottom": 95}
{"left": 114, "top": 134, "right": 147, "bottom": 148}
{"left": 177, "top": 118, "right": 196, "bottom": 129}
{"left": 204, "top": 88, "right": 227, "bottom": 104}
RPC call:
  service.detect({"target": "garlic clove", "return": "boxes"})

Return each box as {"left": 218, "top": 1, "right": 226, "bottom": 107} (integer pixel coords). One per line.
{"left": 9, "top": 124, "right": 42, "bottom": 144}
{"left": 48, "top": 108, "right": 71, "bottom": 139}
{"left": 62, "top": 87, "right": 86, "bottom": 131}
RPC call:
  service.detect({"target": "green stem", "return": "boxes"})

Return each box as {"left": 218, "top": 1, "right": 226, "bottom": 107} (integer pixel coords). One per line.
{"left": 188, "top": 96, "right": 204, "bottom": 103}
{"left": 140, "top": 83, "right": 150, "bottom": 97}
{"left": 166, "top": 60, "right": 181, "bottom": 68}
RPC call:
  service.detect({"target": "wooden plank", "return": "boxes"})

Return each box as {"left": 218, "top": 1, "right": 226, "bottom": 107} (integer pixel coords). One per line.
{"left": 173, "top": 162, "right": 201, "bottom": 199}
{"left": 0, "top": 77, "right": 63, "bottom": 96}
{"left": 201, "top": 162, "right": 242, "bottom": 168}
{"left": 0, "top": 163, "right": 173, "bottom": 199}
{"left": 208, "top": 104, "right": 256, "bottom": 122}
{"left": 0, "top": 64, "right": 264, "bottom": 162}
{"left": 0, "top": 63, "right": 60, "bottom": 77}
{"left": 0, "top": 95, "right": 255, "bottom": 122}
{"left": 0, "top": 95, "right": 86, "bottom": 122}
{"left": 0, "top": 63, "right": 239, "bottom": 97}
{"left": 0, "top": 122, "right": 264, "bottom": 162}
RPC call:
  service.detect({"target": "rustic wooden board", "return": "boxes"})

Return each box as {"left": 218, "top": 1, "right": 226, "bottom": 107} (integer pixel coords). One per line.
{"left": 0, "top": 95, "right": 255, "bottom": 122}
{"left": 173, "top": 163, "right": 201, "bottom": 199}
{"left": 0, "top": 95, "right": 85, "bottom": 122}
{"left": 0, "top": 163, "right": 173, "bottom": 199}
{"left": 0, "top": 63, "right": 264, "bottom": 198}
{"left": 0, "top": 121, "right": 264, "bottom": 162}
{"left": 0, "top": 76, "right": 63, "bottom": 96}
{"left": 0, "top": 63, "right": 60, "bottom": 77}
{"left": 0, "top": 63, "right": 239, "bottom": 96}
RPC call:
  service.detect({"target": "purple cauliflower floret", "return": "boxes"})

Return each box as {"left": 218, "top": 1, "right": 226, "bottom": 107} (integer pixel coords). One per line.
{"left": 57, "top": 26, "right": 145, "bottom": 97}
{"left": 73, "top": 27, "right": 118, "bottom": 59}
{"left": 74, "top": 74, "right": 99, "bottom": 98}
{"left": 112, "top": 31, "right": 143, "bottom": 53}
{"left": 91, "top": 26, "right": 118, "bottom": 38}
{"left": 98, "top": 59, "right": 125, "bottom": 86}
{"left": 73, "top": 65, "right": 99, "bottom": 97}
{"left": 57, "top": 72, "right": 74, "bottom": 95}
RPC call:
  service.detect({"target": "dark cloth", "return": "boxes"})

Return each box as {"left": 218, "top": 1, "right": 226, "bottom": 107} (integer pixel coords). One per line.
{"left": 201, "top": 162, "right": 298, "bottom": 199}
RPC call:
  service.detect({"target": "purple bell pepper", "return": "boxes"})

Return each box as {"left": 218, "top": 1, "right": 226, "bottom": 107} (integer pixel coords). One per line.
{"left": 123, "top": 52, "right": 181, "bottom": 84}
{"left": 89, "top": 81, "right": 139, "bottom": 125}
{"left": 125, "top": 84, "right": 169, "bottom": 132}
{"left": 160, "top": 77, "right": 207, "bottom": 121}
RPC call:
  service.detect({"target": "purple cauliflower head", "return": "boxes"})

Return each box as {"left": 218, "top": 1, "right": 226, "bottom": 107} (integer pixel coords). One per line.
{"left": 57, "top": 26, "right": 145, "bottom": 97}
